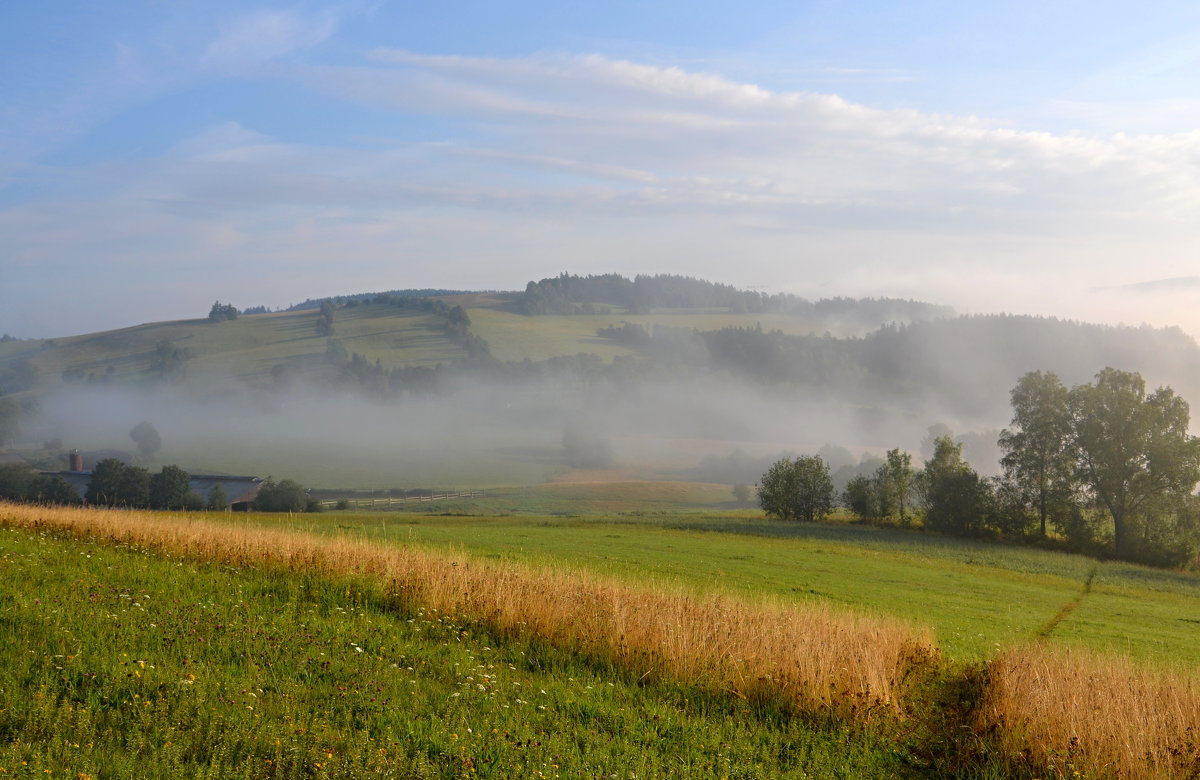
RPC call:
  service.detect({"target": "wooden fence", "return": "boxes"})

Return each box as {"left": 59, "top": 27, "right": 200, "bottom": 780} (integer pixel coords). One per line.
{"left": 318, "top": 490, "right": 485, "bottom": 509}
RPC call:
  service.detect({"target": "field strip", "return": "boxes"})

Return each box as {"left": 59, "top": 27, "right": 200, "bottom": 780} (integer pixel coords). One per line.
{"left": 5, "top": 502, "right": 1200, "bottom": 778}
{"left": 0, "top": 502, "right": 935, "bottom": 720}
{"left": 982, "top": 644, "right": 1200, "bottom": 780}
{"left": 1035, "top": 563, "right": 1097, "bottom": 639}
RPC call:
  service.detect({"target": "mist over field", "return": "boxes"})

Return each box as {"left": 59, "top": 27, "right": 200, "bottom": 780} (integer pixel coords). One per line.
{"left": 24, "top": 363, "right": 1008, "bottom": 490}
{"left": 9, "top": 275, "right": 1200, "bottom": 490}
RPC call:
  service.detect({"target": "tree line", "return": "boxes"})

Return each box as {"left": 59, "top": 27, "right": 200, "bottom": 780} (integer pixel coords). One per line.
{"left": 758, "top": 368, "right": 1200, "bottom": 567}
{"left": 517, "top": 272, "right": 952, "bottom": 322}
{"left": 0, "top": 459, "right": 319, "bottom": 513}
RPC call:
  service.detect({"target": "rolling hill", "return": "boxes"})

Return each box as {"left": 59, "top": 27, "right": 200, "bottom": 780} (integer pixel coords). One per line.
{"left": 3, "top": 274, "right": 1200, "bottom": 491}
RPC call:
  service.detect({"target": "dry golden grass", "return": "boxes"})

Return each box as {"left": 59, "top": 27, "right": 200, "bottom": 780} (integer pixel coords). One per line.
{"left": 982, "top": 645, "right": 1200, "bottom": 779}
{"left": 0, "top": 502, "right": 932, "bottom": 719}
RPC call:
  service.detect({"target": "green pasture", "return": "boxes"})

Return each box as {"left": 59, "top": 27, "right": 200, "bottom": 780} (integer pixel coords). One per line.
{"left": 0, "top": 301, "right": 850, "bottom": 399}
{"left": 331, "top": 481, "right": 742, "bottom": 514}
{"left": 0, "top": 305, "right": 464, "bottom": 395}
{"left": 174, "top": 444, "right": 562, "bottom": 492}
{"left": 0, "top": 526, "right": 920, "bottom": 779}
{"left": 467, "top": 307, "right": 839, "bottom": 363}
{"left": 246, "top": 510, "right": 1200, "bottom": 666}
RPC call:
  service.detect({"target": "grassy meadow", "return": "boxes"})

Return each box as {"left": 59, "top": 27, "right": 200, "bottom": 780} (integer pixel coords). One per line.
{"left": 0, "top": 305, "right": 465, "bottom": 396}
{"left": 466, "top": 306, "right": 845, "bottom": 363}
{"left": 0, "top": 503, "right": 932, "bottom": 779}
{"left": 237, "top": 506, "right": 1200, "bottom": 666}
{"left": 3, "top": 501, "right": 1200, "bottom": 778}
{"left": 0, "top": 297, "right": 850, "bottom": 401}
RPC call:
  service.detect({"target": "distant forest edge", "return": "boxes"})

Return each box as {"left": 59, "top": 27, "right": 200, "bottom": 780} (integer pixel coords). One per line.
{"left": 284, "top": 289, "right": 478, "bottom": 312}
{"left": 246, "top": 273, "right": 955, "bottom": 324}
{"left": 513, "top": 273, "right": 955, "bottom": 324}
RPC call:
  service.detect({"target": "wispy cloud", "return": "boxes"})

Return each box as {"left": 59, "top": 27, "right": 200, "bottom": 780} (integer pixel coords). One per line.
{"left": 1116, "top": 276, "right": 1200, "bottom": 294}
{"left": 7, "top": 45, "right": 1200, "bottom": 338}
{"left": 304, "top": 49, "right": 1200, "bottom": 230}
{"left": 202, "top": 7, "right": 341, "bottom": 69}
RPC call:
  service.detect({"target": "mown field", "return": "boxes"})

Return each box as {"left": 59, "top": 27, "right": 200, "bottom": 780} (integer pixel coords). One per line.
{"left": 2, "top": 502, "right": 1199, "bottom": 779}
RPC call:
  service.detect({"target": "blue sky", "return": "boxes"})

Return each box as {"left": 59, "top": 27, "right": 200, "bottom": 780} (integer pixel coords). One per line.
{"left": 4, "top": 1, "right": 1200, "bottom": 338}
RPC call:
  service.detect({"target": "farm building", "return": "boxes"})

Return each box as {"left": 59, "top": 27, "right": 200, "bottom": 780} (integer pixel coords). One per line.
{"left": 48, "top": 451, "right": 262, "bottom": 510}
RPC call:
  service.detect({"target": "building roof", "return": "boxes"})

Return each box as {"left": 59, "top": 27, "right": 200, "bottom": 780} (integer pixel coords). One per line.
{"left": 40, "top": 471, "right": 262, "bottom": 506}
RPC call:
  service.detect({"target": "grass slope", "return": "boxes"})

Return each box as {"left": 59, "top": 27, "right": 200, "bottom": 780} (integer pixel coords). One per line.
{"left": 257, "top": 511, "right": 1200, "bottom": 665}
{"left": 0, "top": 525, "right": 916, "bottom": 779}
{"left": 0, "top": 299, "right": 851, "bottom": 399}
{"left": 5, "top": 502, "right": 1200, "bottom": 778}
{"left": 468, "top": 306, "right": 844, "bottom": 363}
{"left": 0, "top": 304, "right": 464, "bottom": 396}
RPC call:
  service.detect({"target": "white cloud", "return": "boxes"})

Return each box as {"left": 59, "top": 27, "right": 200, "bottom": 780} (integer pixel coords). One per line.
{"left": 7, "top": 49, "right": 1200, "bottom": 338}
{"left": 202, "top": 7, "right": 341, "bottom": 68}
{"left": 310, "top": 50, "right": 1200, "bottom": 230}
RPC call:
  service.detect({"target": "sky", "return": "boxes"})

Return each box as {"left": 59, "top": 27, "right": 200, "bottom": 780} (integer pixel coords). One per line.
{"left": 3, "top": 1, "right": 1200, "bottom": 339}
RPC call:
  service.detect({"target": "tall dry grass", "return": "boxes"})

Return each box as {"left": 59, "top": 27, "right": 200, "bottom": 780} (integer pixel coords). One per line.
{"left": 982, "top": 645, "right": 1200, "bottom": 779}
{"left": 0, "top": 502, "right": 932, "bottom": 719}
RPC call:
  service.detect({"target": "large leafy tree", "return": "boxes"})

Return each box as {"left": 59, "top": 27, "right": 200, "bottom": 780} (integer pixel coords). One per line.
{"left": 875, "top": 449, "right": 915, "bottom": 524}
{"left": 842, "top": 474, "right": 881, "bottom": 522}
{"left": 919, "top": 435, "right": 992, "bottom": 536}
{"left": 85, "top": 459, "right": 150, "bottom": 507}
{"left": 206, "top": 484, "right": 229, "bottom": 511}
{"left": 148, "top": 464, "right": 200, "bottom": 510}
{"left": 1069, "top": 368, "right": 1200, "bottom": 562}
{"left": 758, "top": 455, "right": 835, "bottom": 522}
{"left": 27, "top": 474, "right": 81, "bottom": 505}
{"left": 252, "top": 477, "right": 309, "bottom": 513}
{"left": 0, "top": 463, "right": 34, "bottom": 501}
{"left": 998, "top": 371, "right": 1076, "bottom": 538}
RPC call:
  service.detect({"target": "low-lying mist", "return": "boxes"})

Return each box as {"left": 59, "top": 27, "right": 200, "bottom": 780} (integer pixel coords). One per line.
{"left": 27, "top": 372, "right": 1009, "bottom": 490}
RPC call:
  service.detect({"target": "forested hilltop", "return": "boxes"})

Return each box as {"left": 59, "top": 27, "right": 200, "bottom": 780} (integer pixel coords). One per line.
{"left": 514, "top": 272, "right": 954, "bottom": 325}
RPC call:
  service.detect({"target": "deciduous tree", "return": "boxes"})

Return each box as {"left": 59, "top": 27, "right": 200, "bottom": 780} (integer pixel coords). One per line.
{"left": 85, "top": 459, "right": 150, "bottom": 507}
{"left": 206, "top": 483, "right": 229, "bottom": 511}
{"left": 999, "top": 371, "right": 1076, "bottom": 538}
{"left": 148, "top": 464, "right": 198, "bottom": 510}
{"left": 919, "top": 435, "right": 993, "bottom": 535}
{"left": 130, "top": 421, "right": 161, "bottom": 459}
{"left": 758, "top": 455, "right": 835, "bottom": 522}
{"left": 252, "top": 477, "right": 308, "bottom": 513}
{"left": 1069, "top": 367, "right": 1200, "bottom": 562}
{"left": 842, "top": 473, "right": 881, "bottom": 522}
{"left": 875, "top": 449, "right": 915, "bottom": 524}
